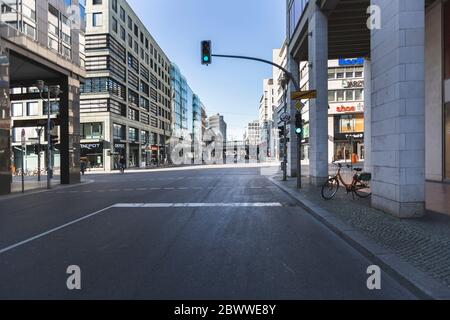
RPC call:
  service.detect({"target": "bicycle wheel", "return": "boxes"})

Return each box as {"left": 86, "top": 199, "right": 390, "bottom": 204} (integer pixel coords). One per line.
{"left": 354, "top": 181, "right": 371, "bottom": 198}
{"left": 321, "top": 178, "right": 339, "bottom": 200}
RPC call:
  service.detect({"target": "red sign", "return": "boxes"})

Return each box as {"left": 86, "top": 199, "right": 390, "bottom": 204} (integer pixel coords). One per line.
{"left": 336, "top": 106, "right": 356, "bottom": 113}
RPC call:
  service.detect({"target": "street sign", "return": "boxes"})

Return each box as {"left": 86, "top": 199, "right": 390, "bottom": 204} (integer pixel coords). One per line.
{"left": 280, "top": 113, "right": 291, "bottom": 122}
{"left": 291, "top": 90, "right": 317, "bottom": 100}
{"left": 295, "top": 101, "right": 304, "bottom": 110}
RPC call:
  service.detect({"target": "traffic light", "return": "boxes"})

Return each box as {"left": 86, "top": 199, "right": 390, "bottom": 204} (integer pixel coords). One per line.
{"left": 295, "top": 112, "right": 302, "bottom": 136}
{"left": 50, "top": 135, "right": 58, "bottom": 149}
{"left": 201, "top": 40, "right": 212, "bottom": 65}
{"left": 33, "top": 144, "right": 41, "bottom": 155}
{"left": 278, "top": 126, "right": 285, "bottom": 138}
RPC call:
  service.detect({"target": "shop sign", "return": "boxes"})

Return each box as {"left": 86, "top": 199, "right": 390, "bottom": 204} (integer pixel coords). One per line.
{"left": 114, "top": 143, "right": 126, "bottom": 150}
{"left": 80, "top": 143, "right": 102, "bottom": 150}
{"left": 335, "top": 132, "right": 364, "bottom": 141}
{"left": 342, "top": 80, "right": 364, "bottom": 88}
{"left": 338, "top": 58, "right": 364, "bottom": 66}
{"left": 330, "top": 103, "right": 364, "bottom": 114}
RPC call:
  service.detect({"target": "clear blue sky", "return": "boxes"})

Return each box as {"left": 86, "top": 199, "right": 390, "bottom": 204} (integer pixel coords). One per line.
{"left": 127, "top": 0, "right": 286, "bottom": 139}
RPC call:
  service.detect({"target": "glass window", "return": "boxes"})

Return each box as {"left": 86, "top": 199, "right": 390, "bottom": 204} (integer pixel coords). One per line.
{"left": 112, "top": 17, "right": 118, "bottom": 33}
{"left": 26, "top": 102, "right": 38, "bottom": 116}
{"left": 12, "top": 103, "right": 23, "bottom": 117}
{"left": 328, "top": 69, "right": 335, "bottom": 79}
{"left": 328, "top": 90, "right": 335, "bottom": 102}
{"left": 345, "top": 90, "right": 354, "bottom": 101}
{"left": 92, "top": 12, "right": 102, "bottom": 27}
{"left": 336, "top": 70, "right": 344, "bottom": 79}
{"left": 336, "top": 90, "right": 345, "bottom": 102}
{"left": 355, "top": 89, "right": 364, "bottom": 101}
{"left": 355, "top": 67, "right": 363, "bottom": 78}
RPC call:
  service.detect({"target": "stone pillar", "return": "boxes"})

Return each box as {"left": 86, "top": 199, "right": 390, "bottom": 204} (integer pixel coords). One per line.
{"left": 286, "top": 55, "right": 299, "bottom": 177}
{"left": 371, "top": 0, "right": 426, "bottom": 218}
{"left": 60, "top": 75, "right": 81, "bottom": 185}
{"left": 0, "top": 46, "right": 11, "bottom": 195}
{"left": 308, "top": 3, "right": 329, "bottom": 185}
{"left": 364, "top": 58, "right": 372, "bottom": 173}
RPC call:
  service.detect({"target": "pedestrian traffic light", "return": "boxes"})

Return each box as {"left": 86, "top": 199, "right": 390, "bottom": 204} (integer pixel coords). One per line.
{"left": 295, "top": 112, "right": 302, "bottom": 136}
{"left": 33, "top": 144, "right": 41, "bottom": 155}
{"left": 201, "top": 40, "right": 212, "bottom": 65}
{"left": 50, "top": 135, "right": 58, "bottom": 149}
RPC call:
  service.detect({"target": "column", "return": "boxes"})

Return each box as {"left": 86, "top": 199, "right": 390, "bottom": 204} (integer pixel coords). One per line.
{"left": 286, "top": 55, "right": 299, "bottom": 177}
{"left": 60, "top": 75, "right": 81, "bottom": 185}
{"left": 364, "top": 58, "right": 372, "bottom": 173}
{"left": 371, "top": 0, "right": 426, "bottom": 218}
{"left": 308, "top": 3, "right": 329, "bottom": 185}
{"left": 0, "top": 47, "right": 11, "bottom": 195}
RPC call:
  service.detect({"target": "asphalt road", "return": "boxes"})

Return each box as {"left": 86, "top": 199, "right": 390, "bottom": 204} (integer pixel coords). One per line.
{"left": 0, "top": 165, "right": 416, "bottom": 299}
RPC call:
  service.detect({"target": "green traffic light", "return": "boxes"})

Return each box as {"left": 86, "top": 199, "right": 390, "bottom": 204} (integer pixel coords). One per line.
{"left": 295, "top": 128, "right": 302, "bottom": 134}
{"left": 203, "top": 56, "right": 209, "bottom": 62}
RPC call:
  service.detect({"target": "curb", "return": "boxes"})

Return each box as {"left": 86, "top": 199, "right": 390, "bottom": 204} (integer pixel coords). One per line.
{"left": 269, "top": 176, "right": 450, "bottom": 300}
{"left": 0, "top": 179, "right": 95, "bottom": 202}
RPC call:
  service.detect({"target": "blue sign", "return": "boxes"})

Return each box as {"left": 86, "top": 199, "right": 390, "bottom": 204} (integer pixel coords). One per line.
{"left": 338, "top": 58, "right": 365, "bottom": 66}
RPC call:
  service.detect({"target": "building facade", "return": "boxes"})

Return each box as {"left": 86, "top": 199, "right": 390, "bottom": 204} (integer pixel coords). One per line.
{"left": 207, "top": 113, "right": 227, "bottom": 143}
{"left": 243, "top": 120, "right": 260, "bottom": 146}
{"left": 259, "top": 78, "right": 275, "bottom": 158}
{"left": 1, "top": 0, "right": 86, "bottom": 194}
{"left": 81, "top": 0, "right": 172, "bottom": 170}
{"left": 286, "top": 0, "right": 447, "bottom": 217}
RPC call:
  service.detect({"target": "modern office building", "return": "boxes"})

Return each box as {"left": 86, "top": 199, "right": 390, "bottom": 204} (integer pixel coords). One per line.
{"left": 207, "top": 113, "right": 227, "bottom": 143}
{"left": 243, "top": 120, "right": 260, "bottom": 146}
{"left": 81, "top": 0, "right": 172, "bottom": 170}
{"left": 273, "top": 43, "right": 288, "bottom": 161}
{"left": 0, "top": 0, "right": 86, "bottom": 194}
{"left": 285, "top": 0, "right": 448, "bottom": 217}
{"left": 170, "top": 63, "right": 206, "bottom": 145}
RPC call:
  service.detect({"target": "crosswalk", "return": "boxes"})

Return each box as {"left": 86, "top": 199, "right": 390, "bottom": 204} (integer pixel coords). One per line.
{"left": 54, "top": 185, "right": 279, "bottom": 194}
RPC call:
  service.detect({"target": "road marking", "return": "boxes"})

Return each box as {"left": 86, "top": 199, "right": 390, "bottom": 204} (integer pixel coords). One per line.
{"left": 0, "top": 205, "right": 114, "bottom": 255}
{"left": 111, "top": 202, "right": 283, "bottom": 208}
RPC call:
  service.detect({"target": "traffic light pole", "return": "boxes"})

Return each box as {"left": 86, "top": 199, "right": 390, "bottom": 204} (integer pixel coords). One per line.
{"left": 46, "top": 88, "right": 51, "bottom": 189}
{"left": 211, "top": 54, "right": 303, "bottom": 188}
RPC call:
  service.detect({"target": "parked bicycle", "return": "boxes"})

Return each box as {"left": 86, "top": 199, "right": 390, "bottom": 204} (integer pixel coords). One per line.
{"left": 321, "top": 162, "right": 372, "bottom": 200}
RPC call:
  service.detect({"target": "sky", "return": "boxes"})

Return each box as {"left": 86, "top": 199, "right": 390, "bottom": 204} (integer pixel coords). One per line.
{"left": 127, "top": 0, "right": 286, "bottom": 140}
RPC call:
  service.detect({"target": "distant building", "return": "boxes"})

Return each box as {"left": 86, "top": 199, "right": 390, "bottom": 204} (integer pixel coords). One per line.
{"left": 207, "top": 114, "right": 227, "bottom": 143}
{"left": 259, "top": 79, "right": 276, "bottom": 158}
{"left": 244, "top": 120, "right": 260, "bottom": 146}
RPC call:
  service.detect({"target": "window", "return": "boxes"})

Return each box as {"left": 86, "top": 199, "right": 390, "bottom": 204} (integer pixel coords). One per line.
{"left": 120, "top": 26, "right": 125, "bottom": 41}
{"left": 328, "top": 69, "right": 335, "bottom": 79}
{"left": 93, "top": 0, "right": 102, "bottom": 5}
{"left": 120, "top": 7, "right": 125, "bottom": 22}
{"left": 112, "top": 0, "right": 117, "bottom": 12}
{"left": 354, "top": 89, "right": 363, "bottom": 101}
{"left": 12, "top": 103, "right": 23, "bottom": 117}
{"left": 336, "top": 70, "right": 344, "bottom": 79}
{"left": 339, "top": 114, "right": 364, "bottom": 133}
{"left": 81, "top": 122, "right": 103, "bottom": 139}
{"left": 336, "top": 90, "right": 345, "bottom": 102}
{"left": 328, "top": 91, "right": 335, "bottom": 102}
{"left": 26, "top": 102, "right": 39, "bottom": 116}
{"left": 355, "top": 67, "right": 363, "bottom": 78}
{"left": 113, "top": 123, "right": 126, "bottom": 140}
{"left": 128, "top": 108, "right": 139, "bottom": 121}
{"left": 92, "top": 13, "right": 103, "bottom": 27}
{"left": 112, "top": 17, "right": 118, "bottom": 33}
{"left": 128, "top": 127, "right": 139, "bottom": 142}
{"left": 128, "top": 16, "right": 132, "bottom": 30}
{"left": 345, "top": 90, "right": 354, "bottom": 101}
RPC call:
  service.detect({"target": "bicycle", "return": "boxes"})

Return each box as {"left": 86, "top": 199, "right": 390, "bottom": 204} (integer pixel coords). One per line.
{"left": 321, "top": 162, "right": 372, "bottom": 200}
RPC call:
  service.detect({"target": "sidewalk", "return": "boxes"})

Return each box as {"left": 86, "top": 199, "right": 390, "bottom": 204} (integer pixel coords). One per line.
{"left": 270, "top": 174, "right": 450, "bottom": 299}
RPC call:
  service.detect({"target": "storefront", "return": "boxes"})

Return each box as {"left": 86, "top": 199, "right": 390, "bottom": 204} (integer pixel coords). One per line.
{"left": 129, "top": 144, "right": 140, "bottom": 168}
{"left": 333, "top": 112, "right": 365, "bottom": 162}
{"left": 80, "top": 142, "right": 104, "bottom": 169}
{"left": 113, "top": 142, "right": 126, "bottom": 170}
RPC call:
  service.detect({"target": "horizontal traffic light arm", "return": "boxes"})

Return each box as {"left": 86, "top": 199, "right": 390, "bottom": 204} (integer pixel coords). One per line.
{"left": 211, "top": 54, "right": 300, "bottom": 92}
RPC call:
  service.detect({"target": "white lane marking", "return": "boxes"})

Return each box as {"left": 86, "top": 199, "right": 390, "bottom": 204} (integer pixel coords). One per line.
{"left": 0, "top": 205, "right": 114, "bottom": 255}
{"left": 111, "top": 202, "right": 283, "bottom": 208}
